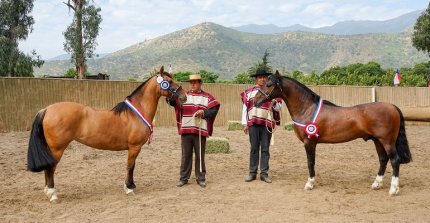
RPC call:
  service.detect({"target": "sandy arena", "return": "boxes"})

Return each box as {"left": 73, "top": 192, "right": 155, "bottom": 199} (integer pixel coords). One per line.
{"left": 1, "top": 125, "right": 429, "bottom": 222}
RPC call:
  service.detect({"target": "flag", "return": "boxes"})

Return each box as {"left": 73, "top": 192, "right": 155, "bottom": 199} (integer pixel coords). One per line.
{"left": 168, "top": 64, "right": 173, "bottom": 75}
{"left": 393, "top": 68, "right": 401, "bottom": 85}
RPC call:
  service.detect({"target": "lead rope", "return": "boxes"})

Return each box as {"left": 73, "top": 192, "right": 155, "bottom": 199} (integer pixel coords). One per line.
{"left": 197, "top": 116, "right": 202, "bottom": 173}
{"left": 265, "top": 104, "right": 282, "bottom": 134}
{"left": 266, "top": 104, "right": 282, "bottom": 146}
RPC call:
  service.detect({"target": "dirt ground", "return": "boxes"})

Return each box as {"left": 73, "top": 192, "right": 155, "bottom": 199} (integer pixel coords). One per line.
{"left": 0, "top": 125, "right": 429, "bottom": 222}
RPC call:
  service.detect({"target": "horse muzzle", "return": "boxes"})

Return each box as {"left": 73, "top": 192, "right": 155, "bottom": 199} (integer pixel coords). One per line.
{"left": 178, "top": 95, "right": 187, "bottom": 104}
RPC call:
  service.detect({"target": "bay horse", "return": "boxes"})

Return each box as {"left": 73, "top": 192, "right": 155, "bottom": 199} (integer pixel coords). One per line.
{"left": 27, "top": 66, "right": 187, "bottom": 202}
{"left": 254, "top": 70, "right": 412, "bottom": 196}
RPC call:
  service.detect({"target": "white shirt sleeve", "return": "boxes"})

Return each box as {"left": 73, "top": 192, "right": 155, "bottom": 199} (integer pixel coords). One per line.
{"left": 273, "top": 101, "right": 282, "bottom": 111}
{"left": 241, "top": 103, "right": 248, "bottom": 125}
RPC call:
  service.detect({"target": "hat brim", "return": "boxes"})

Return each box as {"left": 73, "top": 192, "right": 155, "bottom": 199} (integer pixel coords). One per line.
{"left": 187, "top": 78, "right": 202, "bottom": 82}
{"left": 250, "top": 73, "right": 272, "bottom": 77}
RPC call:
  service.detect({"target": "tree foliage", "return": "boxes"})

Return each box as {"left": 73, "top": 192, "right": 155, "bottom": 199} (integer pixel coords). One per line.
{"left": 173, "top": 71, "right": 192, "bottom": 82}
{"left": 286, "top": 61, "right": 429, "bottom": 87}
{"left": 63, "top": 0, "right": 102, "bottom": 79}
{"left": 412, "top": 3, "right": 430, "bottom": 57}
{"left": 233, "top": 72, "right": 254, "bottom": 84}
{"left": 173, "top": 70, "right": 219, "bottom": 83}
{"left": 198, "top": 70, "right": 219, "bottom": 83}
{"left": 247, "top": 50, "right": 273, "bottom": 76}
{"left": 0, "top": 0, "right": 44, "bottom": 77}
{"left": 232, "top": 50, "right": 273, "bottom": 84}
{"left": 64, "top": 68, "right": 77, "bottom": 78}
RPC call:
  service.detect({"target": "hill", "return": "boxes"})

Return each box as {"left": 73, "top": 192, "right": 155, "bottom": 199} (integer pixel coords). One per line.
{"left": 34, "top": 22, "right": 428, "bottom": 80}
{"left": 232, "top": 10, "right": 423, "bottom": 35}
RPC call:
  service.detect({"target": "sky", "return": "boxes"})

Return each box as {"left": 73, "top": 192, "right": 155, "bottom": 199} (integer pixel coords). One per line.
{"left": 19, "top": 0, "right": 429, "bottom": 59}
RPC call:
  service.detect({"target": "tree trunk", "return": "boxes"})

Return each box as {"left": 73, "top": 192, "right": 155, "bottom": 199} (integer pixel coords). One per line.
{"left": 7, "top": 16, "right": 18, "bottom": 77}
{"left": 76, "top": 0, "right": 85, "bottom": 79}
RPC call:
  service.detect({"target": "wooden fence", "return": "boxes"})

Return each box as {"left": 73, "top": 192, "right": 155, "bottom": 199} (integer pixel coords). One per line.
{"left": 1, "top": 78, "right": 430, "bottom": 132}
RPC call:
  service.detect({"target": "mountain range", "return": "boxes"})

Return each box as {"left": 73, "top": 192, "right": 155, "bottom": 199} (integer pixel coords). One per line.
{"left": 35, "top": 11, "right": 428, "bottom": 80}
{"left": 232, "top": 10, "right": 423, "bottom": 35}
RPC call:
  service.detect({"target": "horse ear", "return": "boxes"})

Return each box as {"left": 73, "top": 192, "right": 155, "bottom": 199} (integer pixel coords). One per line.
{"left": 275, "top": 70, "right": 280, "bottom": 77}
{"left": 160, "top": 66, "right": 164, "bottom": 74}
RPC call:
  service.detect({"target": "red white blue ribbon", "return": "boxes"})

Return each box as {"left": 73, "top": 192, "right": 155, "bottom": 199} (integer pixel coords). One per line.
{"left": 124, "top": 98, "right": 154, "bottom": 144}
{"left": 292, "top": 98, "right": 323, "bottom": 138}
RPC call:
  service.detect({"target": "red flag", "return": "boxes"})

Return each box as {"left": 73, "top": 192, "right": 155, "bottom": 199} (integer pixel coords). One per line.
{"left": 393, "top": 68, "right": 401, "bottom": 85}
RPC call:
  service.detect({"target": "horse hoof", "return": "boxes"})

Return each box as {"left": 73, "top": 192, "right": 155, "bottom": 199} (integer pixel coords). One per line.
{"left": 124, "top": 184, "right": 135, "bottom": 195}
{"left": 389, "top": 176, "right": 399, "bottom": 196}
{"left": 50, "top": 197, "right": 60, "bottom": 204}
{"left": 304, "top": 178, "right": 315, "bottom": 190}
{"left": 389, "top": 187, "right": 399, "bottom": 196}
{"left": 372, "top": 175, "right": 384, "bottom": 190}
{"left": 304, "top": 183, "right": 314, "bottom": 190}
{"left": 371, "top": 182, "right": 382, "bottom": 190}
{"left": 124, "top": 188, "right": 135, "bottom": 196}
{"left": 45, "top": 187, "right": 59, "bottom": 203}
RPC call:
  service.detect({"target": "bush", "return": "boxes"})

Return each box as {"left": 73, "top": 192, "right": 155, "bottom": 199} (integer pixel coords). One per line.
{"left": 206, "top": 137, "right": 230, "bottom": 154}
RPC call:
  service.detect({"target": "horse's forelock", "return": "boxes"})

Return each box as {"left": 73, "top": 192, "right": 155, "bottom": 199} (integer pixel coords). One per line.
{"left": 162, "top": 71, "right": 173, "bottom": 79}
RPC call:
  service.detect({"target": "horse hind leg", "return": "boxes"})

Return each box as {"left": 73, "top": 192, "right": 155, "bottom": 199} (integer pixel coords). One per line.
{"left": 43, "top": 147, "right": 66, "bottom": 203}
{"left": 44, "top": 164, "right": 59, "bottom": 203}
{"left": 379, "top": 140, "right": 401, "bottom": 196}
{"left": 388, "top": 148, "right": 401, "bottom": 196}
{"left": 371, "top": 139, "right": 389, "bottom": 190}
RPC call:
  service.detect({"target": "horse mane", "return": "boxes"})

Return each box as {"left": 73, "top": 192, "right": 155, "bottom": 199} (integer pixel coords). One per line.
{"left": 282, "top": 76, "right": 338, "bottom": 107}
{"left": 112, "top": 76, "right": 153, "bottom": 115}
{"left": 111, "top": 72, "right": 174, "bottom": 115}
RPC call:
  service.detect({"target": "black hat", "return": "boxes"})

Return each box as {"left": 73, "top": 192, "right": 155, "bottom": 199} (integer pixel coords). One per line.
{"left": 250, "top": 67, "right": 272, "bottom": 77}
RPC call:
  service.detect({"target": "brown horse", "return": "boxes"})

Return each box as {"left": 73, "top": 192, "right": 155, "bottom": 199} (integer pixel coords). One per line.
{"left": 254, "top": 71, "right": 412, "bottom": 196}
{"left": 27, "top": 66, "right": 187, "bottom": 202}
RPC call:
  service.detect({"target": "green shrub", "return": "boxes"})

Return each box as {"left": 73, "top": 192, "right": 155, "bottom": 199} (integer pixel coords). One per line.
{"left": 206, "top": 137, "right": 230, "bottom": 154}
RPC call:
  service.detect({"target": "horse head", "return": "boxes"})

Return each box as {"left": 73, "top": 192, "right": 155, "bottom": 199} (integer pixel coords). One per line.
{"left": 254, "top": 70, "right": 283, "bottom": 107}
{"left": 156, "top": 66, "right": 187, "bottom": 104}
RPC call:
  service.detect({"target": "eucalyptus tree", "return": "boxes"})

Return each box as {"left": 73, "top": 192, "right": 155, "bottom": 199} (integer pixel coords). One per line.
{"left": 412, "top": 3, "right": 430, "bottom": 56}
{"left": 63, "top": 0, "right": 102, "bottom": 79}
{"left": 0, "top": 0, "right": 43, "bottom": 77}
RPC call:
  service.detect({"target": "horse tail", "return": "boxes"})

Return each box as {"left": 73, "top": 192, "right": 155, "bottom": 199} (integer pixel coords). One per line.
{"left": 27, "top": 109, "right": 56, "bottom": 172}
{"left": 394, "top": 106, "right": 412, "bottom": 164}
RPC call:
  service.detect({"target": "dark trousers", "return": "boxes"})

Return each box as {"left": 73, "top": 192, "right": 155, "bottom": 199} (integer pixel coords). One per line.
{"left": 180, "top": 134, "right": 206, "bottom": 182}
{"left": 248, "top": 125, "right": 272, "bottom": 177}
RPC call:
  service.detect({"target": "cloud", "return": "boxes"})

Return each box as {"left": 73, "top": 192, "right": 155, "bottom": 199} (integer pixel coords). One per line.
{"left": 334, "top": 3, "right": 411, "bottom": 21}
{"left": 302, "top": 2, "right": 335, "bottom": 17}
{"left": 279, "top": 3, "right": 301, "bottom": 14}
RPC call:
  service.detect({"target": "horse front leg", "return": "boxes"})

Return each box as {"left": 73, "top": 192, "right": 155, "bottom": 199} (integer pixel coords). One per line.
{"left": 371, "top": 139, "right": 389, "bottom": 190}
{"left": 124, "top": 146, "right": 141, "bottom": 195}
{"left": 304, "top": 138, "right": 317, "bottom": 190}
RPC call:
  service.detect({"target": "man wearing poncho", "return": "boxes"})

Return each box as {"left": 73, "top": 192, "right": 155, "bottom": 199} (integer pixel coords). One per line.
{"left": 167, "top": 74, "right": 220, "bottom": 188}
{"left": 241, "top": 68, "right": 282, "bottom": 183}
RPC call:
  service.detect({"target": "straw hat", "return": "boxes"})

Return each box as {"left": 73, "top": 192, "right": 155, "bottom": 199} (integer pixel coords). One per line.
{"left": 187, "top": 74, "right": 202, "bottom": 82}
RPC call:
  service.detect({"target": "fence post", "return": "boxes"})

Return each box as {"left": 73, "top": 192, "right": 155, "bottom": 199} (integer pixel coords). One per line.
{"left": 371, "top": 87, "right": 376, "bottom": 102}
